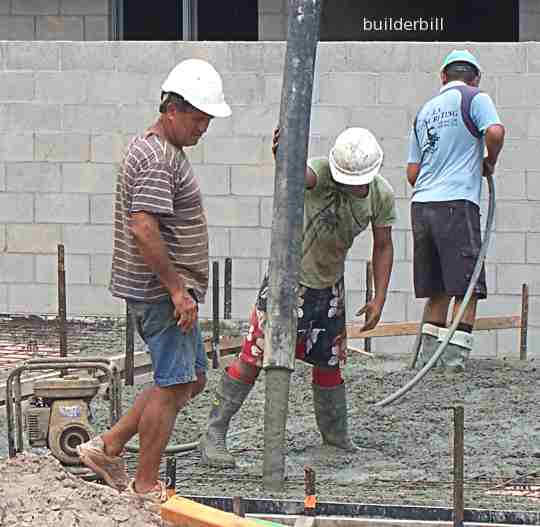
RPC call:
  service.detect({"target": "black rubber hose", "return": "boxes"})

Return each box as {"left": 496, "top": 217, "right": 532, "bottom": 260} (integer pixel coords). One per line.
{"left": 376, "top": 174, "right": 496, "bottom": 407}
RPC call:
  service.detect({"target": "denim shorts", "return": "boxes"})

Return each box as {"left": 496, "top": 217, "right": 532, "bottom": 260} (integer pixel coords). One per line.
{"left": 128, "top": 297, "right": 208, "bottom": 387}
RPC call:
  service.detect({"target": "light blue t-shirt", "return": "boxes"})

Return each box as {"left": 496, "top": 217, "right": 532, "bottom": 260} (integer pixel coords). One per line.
{"left": 408, "top": 80, "right": 502, "bottom": 205}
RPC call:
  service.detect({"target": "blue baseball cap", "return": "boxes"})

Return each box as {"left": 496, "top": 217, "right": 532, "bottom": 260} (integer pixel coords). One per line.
{"left": 440, "top": 49, "right": 481, "bottom": 74}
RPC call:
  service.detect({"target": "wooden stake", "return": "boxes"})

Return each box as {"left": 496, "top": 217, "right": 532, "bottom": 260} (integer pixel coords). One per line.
{"left": 364, "top": 261, "right": 373, "bottom": 353}
{"left": 452, "top": 406, "right": 464, "bottom": 527}
{"left": 57, "top": 244, "right": 67, "bottom": 359}
{"left": 520, "top": 283, "right": 529, "bottom": 361}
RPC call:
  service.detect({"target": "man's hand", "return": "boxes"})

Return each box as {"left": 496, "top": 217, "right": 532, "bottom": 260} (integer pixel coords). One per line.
{"left": 482, "top": 158, "right": 495, "bottom": 178}
{"left": 355, "top": 299, "right": 384, "bottom": 332}
{"left": 272, "top": 126, "right": 280, "bottom": 159}
{"left": 171, "top": 289, "right": 198, "bottom": 333}
{"left": 406, "top": 163, "right": 420, "bottom": 187}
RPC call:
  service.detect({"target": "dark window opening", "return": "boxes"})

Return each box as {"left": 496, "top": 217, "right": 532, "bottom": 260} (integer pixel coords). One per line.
{"left": 197, "top": 0, "right": 258, "bottom": 41}
{"left": 123, "top": 0, "right": 182, "bottom": 40}
{"left": 121, "top": 0, "right": 258, "bottom": 41}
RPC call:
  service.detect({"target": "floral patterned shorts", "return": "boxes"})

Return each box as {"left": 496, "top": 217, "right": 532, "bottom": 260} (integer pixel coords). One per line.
{"left": 239, "top": 275, "right": 347, "bottom": 369}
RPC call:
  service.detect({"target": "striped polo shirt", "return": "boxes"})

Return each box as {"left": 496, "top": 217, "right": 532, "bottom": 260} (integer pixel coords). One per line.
{"left": 110, "top": 132, "right": 209, "bottom": 303}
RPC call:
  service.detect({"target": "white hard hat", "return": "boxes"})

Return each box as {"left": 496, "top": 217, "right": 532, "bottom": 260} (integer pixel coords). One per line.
{"left": 161, "top": 59, "right": 231, "bottom": 118}
{"left": 329, "top": 128, "right": 383, "bottom": 186}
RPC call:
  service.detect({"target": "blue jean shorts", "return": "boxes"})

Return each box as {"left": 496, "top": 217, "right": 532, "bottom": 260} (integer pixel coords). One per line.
{"left": 128, "top": 297, "right": 208, "bottom": 387}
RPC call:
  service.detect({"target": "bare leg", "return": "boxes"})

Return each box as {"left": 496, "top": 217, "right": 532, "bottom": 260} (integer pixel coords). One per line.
{"left": 101, "top": 369, "right": 206, "bottom": 458}
{"left": 424, "top": 294, "right": 452, "bottom": 326}
{"left": 102, "top": 386, "right": 154, "bottom": 457}
{"left": 190, "top": 371, "right": 207, "bottom": 399}
{"left": 135, "top": 382, "right": 194, "bottom": 493}
{"left": 452, "top": 295, "right": 477, "bottom": 326}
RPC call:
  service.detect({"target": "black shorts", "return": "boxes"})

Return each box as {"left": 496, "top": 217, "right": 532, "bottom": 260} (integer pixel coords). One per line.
{"left": 411, "top": 200, "right": 487, "bottom": 300}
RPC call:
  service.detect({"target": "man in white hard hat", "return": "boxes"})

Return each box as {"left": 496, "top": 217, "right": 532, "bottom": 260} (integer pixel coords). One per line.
{"left": 200, "top": 127, "right": 396, "bottom": 468}
{"left": 407, "top": 49, "right": 505, "bottom": 371}
{"left": 77, "top": 59, "right": 231, "bottom": 503}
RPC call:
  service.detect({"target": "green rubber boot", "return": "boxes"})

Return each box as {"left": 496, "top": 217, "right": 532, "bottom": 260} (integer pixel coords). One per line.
{"left": 199, "top": 373, "right": 253, "bottom": 468}
{"left": 438, "top": 328, "right": 473, "bottom": 372}
{"left": 416, "top": 323, "right": 441, "bottom": 369}
{"left": 312, "top": 383, "right": 358, "bottom": 452}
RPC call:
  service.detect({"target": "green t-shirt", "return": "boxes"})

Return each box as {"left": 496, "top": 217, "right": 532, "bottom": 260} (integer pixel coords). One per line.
{"left": 299, "top": 157, "right": 397, "bottom": 289}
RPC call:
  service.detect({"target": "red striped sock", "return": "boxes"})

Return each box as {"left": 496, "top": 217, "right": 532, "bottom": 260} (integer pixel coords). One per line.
{"left": 227, "top": 360, "right": 258, "bottom": 385}
{"left": 312, "top": 366, "right": 343, "bottom": 387}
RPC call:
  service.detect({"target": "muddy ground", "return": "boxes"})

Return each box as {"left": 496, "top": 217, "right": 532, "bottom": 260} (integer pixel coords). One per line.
{"left": 1, "top": 316, "right": 540, "bottom": 517}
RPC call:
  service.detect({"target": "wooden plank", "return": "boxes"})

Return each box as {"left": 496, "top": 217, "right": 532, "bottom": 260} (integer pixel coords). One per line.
{"left": 347, "top": 346, "right": 373, "bottom": 357}
{"left": 161, "top": 496, "right": 285, "bottom": 527}
{"left": 346, "top": 316, "right": 521, "bottom": 339}
{"left": 474, "top": 316, "right": 521, "bottom": 331}
{"left": 205, "top": 336, "right": 243, "bottom": 357}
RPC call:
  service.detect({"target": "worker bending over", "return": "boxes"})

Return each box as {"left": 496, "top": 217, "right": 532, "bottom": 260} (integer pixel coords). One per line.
{"left": 201, "top": 126, "right": 396, "bottom": 467}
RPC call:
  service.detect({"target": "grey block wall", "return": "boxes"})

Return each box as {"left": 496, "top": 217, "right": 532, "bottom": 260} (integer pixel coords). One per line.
{"left": 0, "top": 0, "right": 109, "bottom": 41}
{"left": 0, "top": 41, "right": 539, "bottom": 360}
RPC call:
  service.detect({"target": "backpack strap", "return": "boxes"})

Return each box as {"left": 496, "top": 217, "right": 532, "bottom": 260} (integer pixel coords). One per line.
{"left": 441, "top": 84, "right": 482, "bottom": 138}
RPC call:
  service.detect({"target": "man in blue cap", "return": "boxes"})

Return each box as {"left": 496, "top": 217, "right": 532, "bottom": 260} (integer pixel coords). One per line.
{"left": 407, "top": 49, "right": 505, "bottom": 371}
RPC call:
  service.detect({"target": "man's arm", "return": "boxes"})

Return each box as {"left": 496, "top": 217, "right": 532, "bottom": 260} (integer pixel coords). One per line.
{"left": 305, "top": 166, "right": 317, "bottom": 189}
{"left": 407, "top": 123, "right": 422, "bottom": 187}
{"left": 407, "top": 163, "right": 420, "bottom": 187}
{"left": 129, "top": 211, "right": 197, "bottom": 331}
{"left": 483, "top": 124, "right": 505, "bottom": 177}
{"left": 272, "top": 126, "right": 317, "bottom": 189}
{"left": 470, "top": 93, "right": 505, "bottom": 177}
{"left": 357, "top": 225, "right": 393, "bottom": 331}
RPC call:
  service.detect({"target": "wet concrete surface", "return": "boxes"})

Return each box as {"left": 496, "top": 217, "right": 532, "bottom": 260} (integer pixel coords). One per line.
{"left": 113, "top": 351, "right": 540, "bottom": 511}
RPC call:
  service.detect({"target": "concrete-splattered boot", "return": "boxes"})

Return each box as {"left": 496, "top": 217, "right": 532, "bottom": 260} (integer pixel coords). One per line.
{"left": 312, "top": 383, "right": 358, "bottom": 452}
{"left": 199, "top": 373, "right": 253, "bottom": 467}
{"left": 416, "top": 323, "right": 441, "bottom": 369}
{"left": 438, "top": 328, "right": 473, "bottom": 372}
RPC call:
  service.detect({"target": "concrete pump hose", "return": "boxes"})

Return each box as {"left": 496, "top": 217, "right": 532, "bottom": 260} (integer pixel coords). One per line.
{"left": 376, "top": 173, "right": 496, "bottom": 408}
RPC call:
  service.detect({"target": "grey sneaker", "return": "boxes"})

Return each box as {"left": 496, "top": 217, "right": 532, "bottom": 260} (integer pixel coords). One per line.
{"left": 76, "top": 436, "right": 129, "bottom": 491}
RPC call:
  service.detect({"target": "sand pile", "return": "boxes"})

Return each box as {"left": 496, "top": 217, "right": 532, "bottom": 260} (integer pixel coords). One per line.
{"left": 0, "top": 453, "right": 166, "bottom": 527}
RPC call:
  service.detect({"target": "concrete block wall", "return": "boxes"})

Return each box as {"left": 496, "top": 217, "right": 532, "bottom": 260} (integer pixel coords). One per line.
{"left": 0, "top": 41, "right": 539, "bottom": 360}
{"left": 0, "top": 0, "right": 109, "bottom": 41}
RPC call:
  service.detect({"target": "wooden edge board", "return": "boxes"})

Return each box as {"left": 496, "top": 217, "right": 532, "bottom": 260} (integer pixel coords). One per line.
{"left": 347, "top": 316, "right": 521, "bottom": 339}
{"left": 346, "top": 346, "right": 372, "bottom": 357}
{"left": 161, "top": 495, "right": 286, "bottom": 527}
